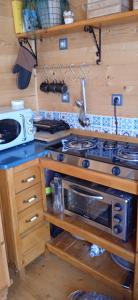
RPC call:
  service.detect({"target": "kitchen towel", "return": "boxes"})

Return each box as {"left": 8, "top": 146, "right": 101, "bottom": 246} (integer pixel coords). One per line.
{"left": 12, "top": 45, "right": 36, "bottom": 89}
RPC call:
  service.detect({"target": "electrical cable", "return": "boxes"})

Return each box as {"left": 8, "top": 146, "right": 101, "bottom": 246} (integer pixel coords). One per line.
{"left": 113, "top": 97, "right": 118, "bottom": 135}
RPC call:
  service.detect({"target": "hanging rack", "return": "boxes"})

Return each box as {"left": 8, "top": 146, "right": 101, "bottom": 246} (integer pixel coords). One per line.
{"left": 37, "top": 62, "right": 95, "bottom": 82}
{"left": 38, "top": 62, "right": 96, "bottom": 70}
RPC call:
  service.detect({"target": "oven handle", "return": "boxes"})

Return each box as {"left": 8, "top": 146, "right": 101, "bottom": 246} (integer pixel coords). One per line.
{"left": 70, "top": 185, "right": 104, "bottom": 200}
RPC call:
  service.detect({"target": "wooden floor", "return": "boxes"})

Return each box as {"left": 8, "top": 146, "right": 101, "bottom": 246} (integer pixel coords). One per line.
{"left": 8, "top": 252, "right": 126, "bottom": 300}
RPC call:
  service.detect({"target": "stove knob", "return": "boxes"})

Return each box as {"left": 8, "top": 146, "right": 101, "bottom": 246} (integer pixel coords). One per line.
{"left": 113, "top": 225, "right": 122, "bottom": 235}
{"left": 113, "top": 214, "right": 122, "bottom": 223}
{"left": 114, "top": 203, "right": 122, "bottom": 211}
{"left": 82, "top": 159, "right": 90, "bottom": 169}
{"left": 57, "top": 154, "right": 64, "bottom": 162}
{"left": 112, "top": 166, "right": 120, "bottom": 176}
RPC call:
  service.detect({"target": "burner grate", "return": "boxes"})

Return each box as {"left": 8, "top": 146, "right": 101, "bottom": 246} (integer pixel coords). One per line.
{"left": 103, "top": 140, "right": 118, "bottom": 150}
{"left": 115, "top": 146, "right": 138, "bottom": 162}
{"left": 62, "top": 136, "right": 97, "bottom": 151}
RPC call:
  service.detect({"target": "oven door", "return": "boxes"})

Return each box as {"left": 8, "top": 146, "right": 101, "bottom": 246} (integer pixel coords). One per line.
{"left": 62, "top": 180, "right": 112, "bottom": 233}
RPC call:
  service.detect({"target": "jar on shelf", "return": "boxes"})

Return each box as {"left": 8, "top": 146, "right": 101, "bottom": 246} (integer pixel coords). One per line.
{"left": 63, "top": 10, "right": 74, "bottom": 24}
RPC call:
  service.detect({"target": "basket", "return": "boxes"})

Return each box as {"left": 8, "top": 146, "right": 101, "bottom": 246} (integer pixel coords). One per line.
{"left": 36, "top": 0, "right": 62, "bottom": 29}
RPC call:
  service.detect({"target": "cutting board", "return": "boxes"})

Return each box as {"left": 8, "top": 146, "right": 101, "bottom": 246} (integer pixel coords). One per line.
{"left": 35, "top": 130, "right": 71, "bottom": 143}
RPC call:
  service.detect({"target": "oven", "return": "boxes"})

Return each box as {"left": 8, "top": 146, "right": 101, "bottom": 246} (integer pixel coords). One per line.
{"left": 52, "top": 175, "right": 135, "bottom": 242}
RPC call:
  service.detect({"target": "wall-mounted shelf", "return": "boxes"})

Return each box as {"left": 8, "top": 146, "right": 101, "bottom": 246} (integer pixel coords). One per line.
{"left": 47, "top": 231, "right": 132, "bottom": 298}
{"left": 17, "top": 10, "right": 138, "bottom": 40}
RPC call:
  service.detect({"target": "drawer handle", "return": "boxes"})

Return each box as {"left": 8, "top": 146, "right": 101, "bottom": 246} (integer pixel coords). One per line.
{"left": 25, "top": 214, "right": 39, "bottom": 223}
{"left": 22, "top": 176, "right": 36, "bottom": 183}
{"left": 23, "top": 195, "right": 37, "bottom": 204}
{"left": 0, "top": 240, "right": 4, "bottom": 246}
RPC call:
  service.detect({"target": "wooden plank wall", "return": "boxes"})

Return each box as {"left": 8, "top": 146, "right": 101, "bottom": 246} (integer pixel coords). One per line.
{"left": 0, "top": 0, "right": 36, "bottom": 110}
{"left": 37, "top": 0, "right": 138, "bottom": 118}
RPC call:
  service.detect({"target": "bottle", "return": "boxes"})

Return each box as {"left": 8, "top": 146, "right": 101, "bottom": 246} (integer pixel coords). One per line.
{"left": 52, "top": 176, "right": 63, "bottom": 215}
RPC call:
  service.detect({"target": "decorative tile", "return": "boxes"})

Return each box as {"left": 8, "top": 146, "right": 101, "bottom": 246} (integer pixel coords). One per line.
{"left": 40, "top": 110, "right": 138, "bottom": 138}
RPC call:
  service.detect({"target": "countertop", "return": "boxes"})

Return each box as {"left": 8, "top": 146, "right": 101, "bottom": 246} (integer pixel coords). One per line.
{"left": 0, "top": 129, "right": 137, "bottom": 170}
{"left": 0, "top": 140, "right": 48, "bottom": 169}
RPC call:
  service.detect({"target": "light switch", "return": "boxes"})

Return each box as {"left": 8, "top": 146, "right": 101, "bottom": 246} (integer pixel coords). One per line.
{"left": 59, "top": 38, "right": 68, "bottom": 50}
{"left": 61, "top": 92, "right": 70, "bottom": 103}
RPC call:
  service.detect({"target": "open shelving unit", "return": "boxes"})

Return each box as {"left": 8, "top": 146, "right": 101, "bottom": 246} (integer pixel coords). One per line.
{"left": 45, "top": 212, "right": 135, "bottom": 264}
{"left": 17, "top": 10, "right": 138, "bottom": 40}
{"left": 47, "top": 231, "right": 132, "bottom": 299}
{"left": 41, "top": 151, "right": 138, "bottom": 299}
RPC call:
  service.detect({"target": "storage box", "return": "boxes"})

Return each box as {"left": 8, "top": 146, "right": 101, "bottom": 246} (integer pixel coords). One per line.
{"left": 87, "top": 0, "right": 130, "bottom": 19}
{"left": 69, "top": 0, "right": 87, "bottom": 21}
{"left": 133, "top": 0, "right": 138, "bottom": 9}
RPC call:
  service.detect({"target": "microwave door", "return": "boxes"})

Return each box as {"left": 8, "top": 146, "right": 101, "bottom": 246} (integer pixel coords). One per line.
{"left": 64, "top": 184, "right": 112, "bottom": 232}
{"left": 0, "top": 119, "right": 21, "bottom": 144}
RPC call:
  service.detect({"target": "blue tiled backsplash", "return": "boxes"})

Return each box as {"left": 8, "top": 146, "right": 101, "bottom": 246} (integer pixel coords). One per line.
{"left": 39, "top": 111, "right": 138, "bottom": 137}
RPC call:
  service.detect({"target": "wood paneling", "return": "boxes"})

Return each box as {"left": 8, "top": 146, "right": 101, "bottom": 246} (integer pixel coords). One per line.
{"left": 0, "top": 0, "right": 36, "bottom": 110}
{"left": 37, "top": 2, "right": 138, "bottom": 118}
{"left": 47, "top": 232, "right": 132, "bottom": 299}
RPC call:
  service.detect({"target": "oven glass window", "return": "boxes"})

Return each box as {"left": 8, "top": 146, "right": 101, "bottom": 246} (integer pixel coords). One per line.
{"left": 64, "top": 187, "right": 112, "bottom": 228}
{"left": 0, "top": 119, "right": 21, "bottom": 144}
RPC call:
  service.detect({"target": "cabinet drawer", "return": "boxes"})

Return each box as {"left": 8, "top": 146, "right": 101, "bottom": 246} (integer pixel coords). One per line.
{"left": 16, "top": 184, "right": 43, "bottom": 213}
{"left": 21, "top": 222, "right": 50, "bottom": 254}
{"left": 14, "top": 166, "right": 41, "bottom": 194}
{"left": 21, "top": 222, "right": 50, "bottom": 266}
{"left": 18, "top": 202, "right": 43, "bottom": 234}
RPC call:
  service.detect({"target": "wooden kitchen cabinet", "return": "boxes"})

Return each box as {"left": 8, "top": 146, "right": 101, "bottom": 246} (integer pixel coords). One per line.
{"left": 0, "top": 198, "right": 11, "bottom": 300}
{"left": 0, "top": 159, "right": 50, "bottom": 275}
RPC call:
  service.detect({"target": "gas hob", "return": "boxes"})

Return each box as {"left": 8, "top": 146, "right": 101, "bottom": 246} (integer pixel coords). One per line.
{"left": 46, "top": 134, "right": 138, "bottom": 180}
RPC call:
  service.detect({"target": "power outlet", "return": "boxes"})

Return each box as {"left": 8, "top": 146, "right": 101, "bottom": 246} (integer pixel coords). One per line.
{"left": 112, "top": 94, "right": 123, "bottom": 106}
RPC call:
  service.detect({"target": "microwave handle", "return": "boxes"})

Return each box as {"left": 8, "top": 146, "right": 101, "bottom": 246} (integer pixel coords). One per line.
{"left": 20, "top": 114, "right": 27, "bottom": 141}
{"left": 70, "top": 185, "right": 104, "bottom": 200}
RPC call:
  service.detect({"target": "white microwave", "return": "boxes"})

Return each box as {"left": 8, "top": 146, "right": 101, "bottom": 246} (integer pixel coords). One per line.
{"left": 0, "top": 107, "right": 34, "bottom": 151}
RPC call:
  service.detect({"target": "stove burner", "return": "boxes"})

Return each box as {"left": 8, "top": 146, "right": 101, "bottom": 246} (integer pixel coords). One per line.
{"left": 115, "top": 146, "right": 138, "bottom": 162}
{"left": 103, "top": 140, "right": 118, "bottom": 150}
{"left": 62, "top": 137, "right": 97, "bottom": 151}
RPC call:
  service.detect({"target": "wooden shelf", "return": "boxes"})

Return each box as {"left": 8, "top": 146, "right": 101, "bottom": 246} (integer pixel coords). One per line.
{"left": 45, "top": 212, "right": 135, "bottom": 264}
{"left": 47, "top": 231, "right": 132, "bottom": 298}
{"left": 41, "top": 159, "right": 138, "bottom": 195}
{"left": 17, "top": 10, "right": 138, "bottom": 40}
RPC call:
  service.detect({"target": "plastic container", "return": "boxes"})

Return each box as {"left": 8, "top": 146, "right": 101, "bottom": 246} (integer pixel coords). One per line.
{"left": 11, "top": 100, "right": 24, "bottom": 110}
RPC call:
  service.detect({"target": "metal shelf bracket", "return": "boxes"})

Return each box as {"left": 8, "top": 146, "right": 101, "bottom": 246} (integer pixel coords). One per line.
{"left": 84, "top": 25, "right": 101, "bottom": 65}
